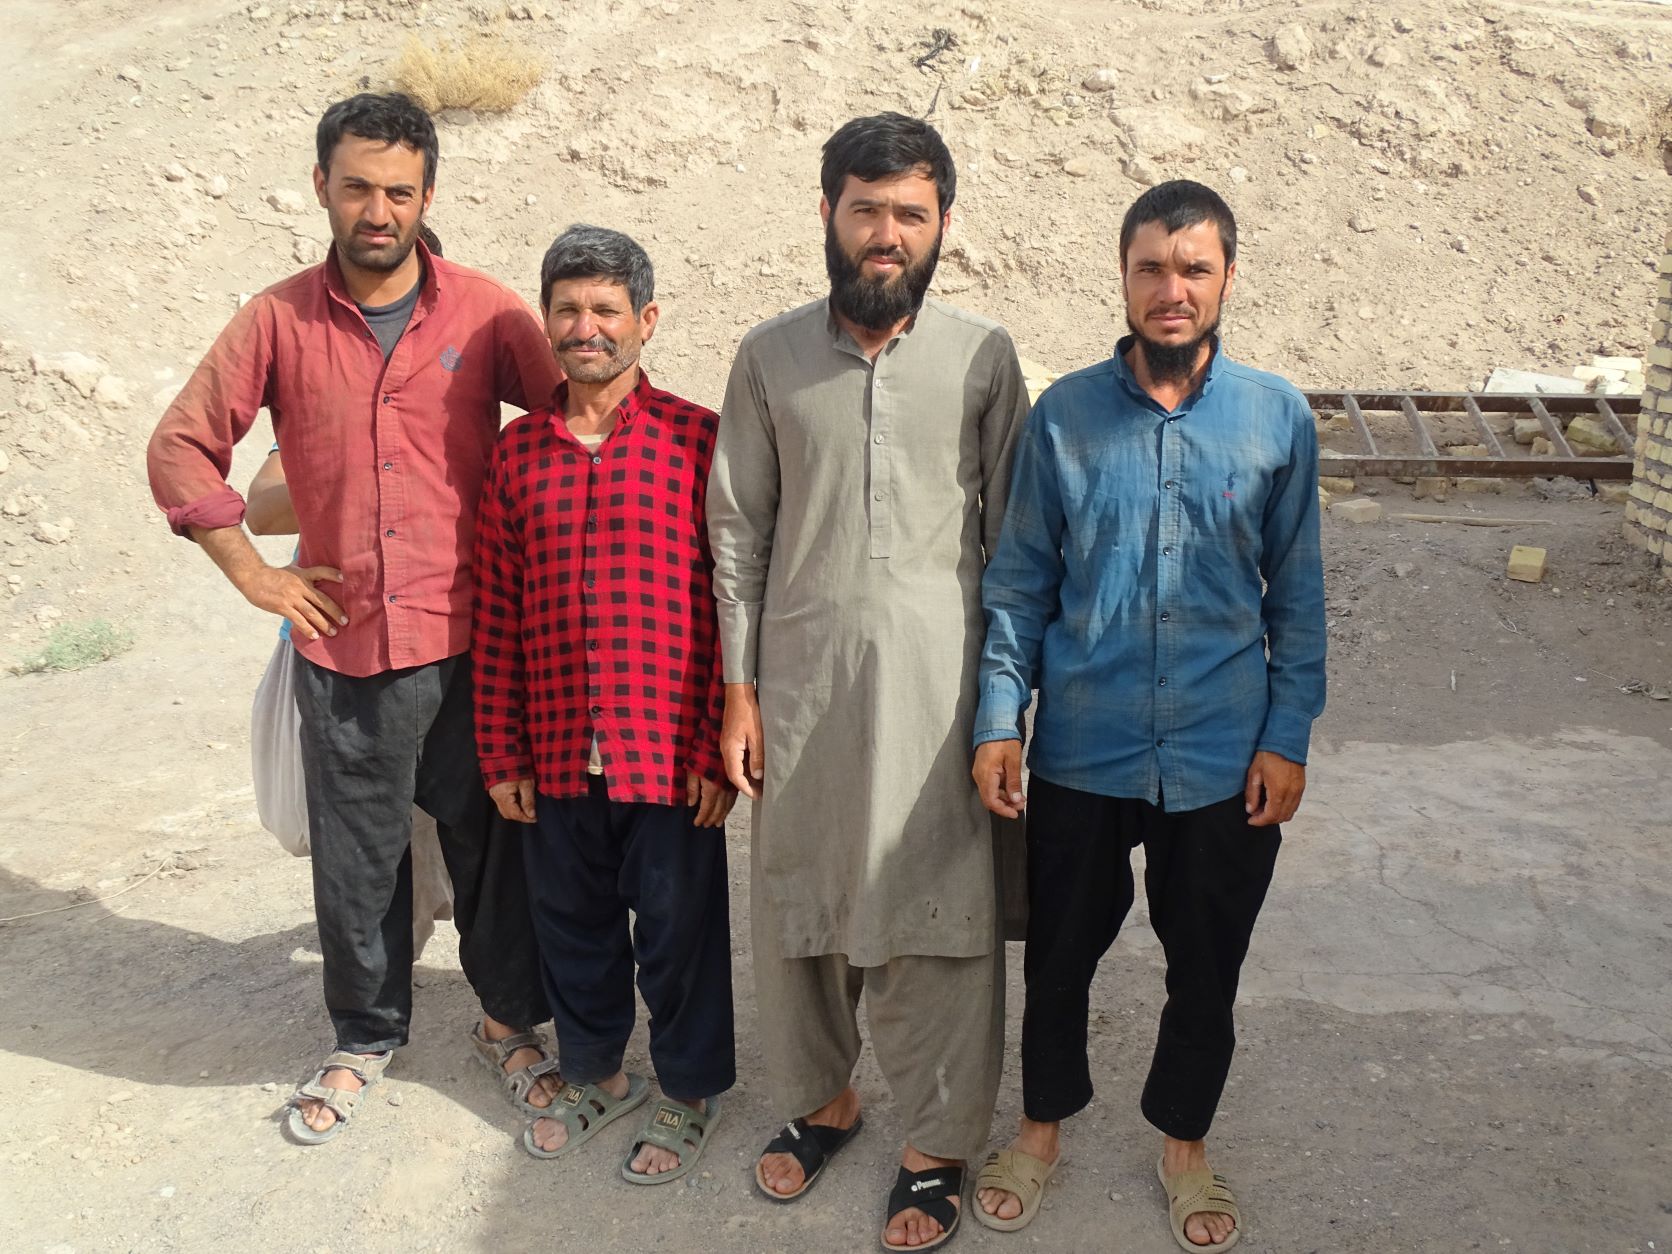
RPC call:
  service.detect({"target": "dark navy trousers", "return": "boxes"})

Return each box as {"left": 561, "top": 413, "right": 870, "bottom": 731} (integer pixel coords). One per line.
{"left": 526, "top": 776, "right": 735, "bottom": 1100}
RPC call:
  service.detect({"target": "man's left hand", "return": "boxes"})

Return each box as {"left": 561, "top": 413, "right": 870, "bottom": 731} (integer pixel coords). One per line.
{"left": 687, "top": 772, "right": 737, "bottom": 828}
{"left": 1244, "top": 750, "right": 1305, "bottom": 827}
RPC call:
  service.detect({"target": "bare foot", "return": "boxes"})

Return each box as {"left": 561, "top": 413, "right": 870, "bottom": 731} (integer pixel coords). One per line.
{"left": 976, "top": 1115, "right": 1060, "bottom": 1223}
{"left": 1162, "top": 1136, "right": 1237, "bottom": 1247}
{"left": 295, "top": 1054, "right": 385, "bottom": 1134}
{"left": 758, "top": 1086, "right": 861, "bottom": 1196}
{"left": 884, "top": 1143, "right": 963, "bottom": 1248}
{"left": 628, "top": 1097, "right": 708, "bottom": 1176}
{"left": 528, "top": 1071, "right": 629, "bottom": 1154}
{"left": 481, "top": 1014, "right": 558, "bottom": 1109}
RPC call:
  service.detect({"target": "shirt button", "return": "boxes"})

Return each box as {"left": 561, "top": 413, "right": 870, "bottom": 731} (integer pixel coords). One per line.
{"left": 589, "top": 640, "right": 599, "bottom": 650}
{"left": 1160, "top": 611, "right": 1170, "bottom": 621}
{"left": 385, "top": 528, "right": 396, "bottom": 538}
{"left": 381, "top": 395, "right": 391, "bottom": 405}
{"left": 1167, "top": 416, "right": 1179, "bottom": 423}
{"left": 382, "top": 461, "right": 393, "bottom": 471}
{"left": 1164, "top": 480, "right": 1175, "bottom": 488}
{"left": 1156, "top": 738, "right": 1166, "bottom": 747}
{"left": 590, "top": 705, "right": 602, "bottom": 715}
{"left": 1163, "top": 546, "right": 1174, "bottom": 556}
{"left": 1158, "top": 676, "right": 1168, "bottom": 686}
{"left": 388, "top": 594, "right": 398, "bottom": 604}
{"left": 874, "top": 435, "right": 885, "bottom": 445}
{"left": 592, "top": 456, "right": 602, "bottom": 465}
{"left": 873, "top": 491, "right": 884, "bottom": 502}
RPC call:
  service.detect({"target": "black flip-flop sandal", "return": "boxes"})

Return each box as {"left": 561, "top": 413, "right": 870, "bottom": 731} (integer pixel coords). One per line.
{"left": 754, "top": 1115, "right": 865, "bottom": 1202}
{"left": 881, "top": 1163, "right": 965, "bottom": 1251}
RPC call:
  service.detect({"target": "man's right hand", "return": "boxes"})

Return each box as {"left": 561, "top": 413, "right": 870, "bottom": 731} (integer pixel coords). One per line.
{"left": 489, "top": 778, "right": 537, "bottom": 824}
{"left": 973, "top": 739, "right": 1026, "bottom": 819}
{"left": 238, "top": 562, "right": 346, "bottom": 641}
{"left": 721, "top": 682, "right": 765, "bottom": 799}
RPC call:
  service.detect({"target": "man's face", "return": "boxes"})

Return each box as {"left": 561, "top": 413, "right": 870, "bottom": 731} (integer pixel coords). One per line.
{"left": 543, "top": 278, "right": 658, "bottom": 385}
{"left": 313, "top": 134, "right": 433, "bottom": 274}
{"left": 820, "top": 169, "right": 949, "bottom": 331}
{"left": 1121, "top": 219, "right": 1236, "bottom": 374}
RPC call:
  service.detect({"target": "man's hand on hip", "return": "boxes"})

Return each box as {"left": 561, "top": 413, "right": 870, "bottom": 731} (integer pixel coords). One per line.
{"left": 721, "top": 682, "right": 765, "bottom": 799}
{"left": 1245, "top": 750, "right": 1305, "bottom": 827}
{"left": 973, "top": 738, "right": 1026, "bottom": 819}
{"left": 489, "top": 778, "right": 537, "bottom": 824}
{"left": 241, "top": 562, "right": 347, "bottom": 641}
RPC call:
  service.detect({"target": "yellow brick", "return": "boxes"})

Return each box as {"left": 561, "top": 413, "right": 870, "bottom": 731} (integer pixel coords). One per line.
{"left": 1650, "top": 416, "right": 1667, "bottom": 438}
{"left": 1656, "top": 490, "right": 1672, "bottom": 513}
{"left": 1624, "top": 519, "right": 1657, "bottom": 550}
{"left": 1648, "top": 533, "right": 1665, "bottom": 558}
{"left": 1655, "top": 391, "right": 1672, "bottom": 415}
{"left": 1661, "top": 278, "right": 1672, "bottom": 300}
{"left": 1632, "top": 481, "right": 1657, "bottom": 503}
{"left": 1626, "top": 501, "right": 1644, "bottom": 525}
{"left": 1506, "top": 545, "right": 1547, "bottom": 583}
{"left": 1649, "top": 367, "right": 1672, "bottom": 392}
{"left": 1651, "top": 345, "right": 1672, "bottom": 370}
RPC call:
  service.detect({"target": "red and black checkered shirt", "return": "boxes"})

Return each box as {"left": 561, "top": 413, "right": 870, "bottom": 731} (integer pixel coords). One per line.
{"left": 472, "top": 370, "right": 726, "bottom": 804}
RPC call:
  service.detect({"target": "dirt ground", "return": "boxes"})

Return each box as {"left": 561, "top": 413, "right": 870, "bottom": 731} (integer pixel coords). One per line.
{"left": 3, "top": 0, "right": 1672, "bottom": 1251}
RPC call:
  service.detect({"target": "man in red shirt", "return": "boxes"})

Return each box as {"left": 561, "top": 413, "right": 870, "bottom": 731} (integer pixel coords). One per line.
{"left": 473, "top": 224, "right": 735, "bottom": 1182}
{"left": 146, "top": 93, "right": 563, "bottom": 1143}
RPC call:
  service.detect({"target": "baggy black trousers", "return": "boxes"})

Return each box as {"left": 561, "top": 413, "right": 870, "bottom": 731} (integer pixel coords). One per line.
{"left": 524, "top": 776, "right": 736, "bottom": 1100}
{"left": 294, "top": 652, "right": 547, "bottom": 1052}
{"left": 1020, "top": 774, "right": 1281, "bottom": 1141}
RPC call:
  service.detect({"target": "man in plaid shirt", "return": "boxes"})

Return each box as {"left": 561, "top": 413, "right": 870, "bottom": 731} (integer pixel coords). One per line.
{"left": 472, "top": 224, "right": 736, "bottom": 1181}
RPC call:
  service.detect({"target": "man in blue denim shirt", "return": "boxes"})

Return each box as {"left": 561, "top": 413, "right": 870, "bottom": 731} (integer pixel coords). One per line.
{"left": 969, "top": 182, "right": 1325, "bottom": 1251}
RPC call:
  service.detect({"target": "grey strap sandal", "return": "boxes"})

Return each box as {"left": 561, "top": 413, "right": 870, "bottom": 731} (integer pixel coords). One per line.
{"left": 468, "top": 1021, "right": 558, "bottom": 1116}
{"left": 621, "top": 1096, "right": 723, "bottom": 1186}
{"left": 522, "top": 1074, "right": 651, "bottom": 1161}
{"left": 284, "top": 1049, "right": 393, "bottom": 1145}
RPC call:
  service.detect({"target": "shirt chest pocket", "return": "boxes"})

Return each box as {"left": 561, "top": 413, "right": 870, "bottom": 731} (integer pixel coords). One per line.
{"left": 1188, "top": 454, "right": 1275, "bottom": 557}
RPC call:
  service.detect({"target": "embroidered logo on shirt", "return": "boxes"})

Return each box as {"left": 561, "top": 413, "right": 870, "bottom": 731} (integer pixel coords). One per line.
{"left": 439, "top": 345, "right": 463, "bottom": 372}
{"left": 1223, "top": 471, "right": 1238, "bottom": 499}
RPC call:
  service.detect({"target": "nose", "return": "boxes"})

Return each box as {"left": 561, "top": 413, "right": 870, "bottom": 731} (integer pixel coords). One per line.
{"left": 1157, "top": 271, "right": 1188, "bottom": 305}
{"left": 872, "top": 212, "right": 903, "bottom": 249}
{"left": 364, "top": 188, "right": 391, "bottom": 225}
{"left": 571, "top": 310, "right": 598, "bottom": 341}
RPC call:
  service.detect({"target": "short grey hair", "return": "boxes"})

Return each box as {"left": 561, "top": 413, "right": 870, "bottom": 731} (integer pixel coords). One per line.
{"left": 539, "top": 223, "right": 655, "bottom": 313}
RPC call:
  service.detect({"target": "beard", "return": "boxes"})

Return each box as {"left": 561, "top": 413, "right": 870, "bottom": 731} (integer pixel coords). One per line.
{"left": 825, "top": 220, "right": 941, "bottom": 331}
{"left": 556, "top": 334, "right": 638, "bottom": 384}
{"left": 1126, "top": 312, "right": 1221, "bottom": 384}
{"left": 336, "top": 218, "right": 424, "bottom": 273}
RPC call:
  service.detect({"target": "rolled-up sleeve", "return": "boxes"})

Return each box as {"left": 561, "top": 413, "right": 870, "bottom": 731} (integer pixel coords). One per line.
{"left": 707, "top": 336, "right": 779, "bottom": 685}
{"left": 146, "top": 298, "right": 275, "bottom": 537}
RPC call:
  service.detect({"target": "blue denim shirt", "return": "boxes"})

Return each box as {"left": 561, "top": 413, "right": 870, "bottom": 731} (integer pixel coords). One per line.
{"left": 974, "top": 337, "right": 1326, "bottom": 813}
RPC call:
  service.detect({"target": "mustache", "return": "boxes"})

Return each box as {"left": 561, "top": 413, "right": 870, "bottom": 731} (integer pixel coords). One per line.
{"left": 864, "top": 245, "right": 908, "bottom": 264}
{"left": 558, "top": 336, "right": 617, "bottom": 352}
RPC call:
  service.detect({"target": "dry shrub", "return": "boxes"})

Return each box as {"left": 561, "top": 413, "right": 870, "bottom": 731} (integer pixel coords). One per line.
{"left": 393, "top": 33, "right": 545, "bottom": 114}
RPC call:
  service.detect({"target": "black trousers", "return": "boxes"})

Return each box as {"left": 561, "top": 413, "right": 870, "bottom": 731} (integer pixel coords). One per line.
{"left": 526, "top": 777, "right": 736, "bottom": 1099}
{"left": 1021, "top": 774, "right": 1281, "bottom": 1141}
{"left": 294, "top": 652, "right": 547, "bottom": 1052}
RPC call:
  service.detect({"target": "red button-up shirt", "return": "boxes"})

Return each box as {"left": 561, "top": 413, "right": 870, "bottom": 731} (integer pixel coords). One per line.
{"left": 146, "top": 242, "right": 562, "bottom": 677}
{"left": 472, "top": 372, "right": 726, "bottom": 804}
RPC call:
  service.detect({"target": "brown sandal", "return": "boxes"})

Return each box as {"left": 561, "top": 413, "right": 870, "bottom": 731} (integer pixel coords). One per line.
{"left": 468, "top": 1021, "right": 559, "bottom": 1116}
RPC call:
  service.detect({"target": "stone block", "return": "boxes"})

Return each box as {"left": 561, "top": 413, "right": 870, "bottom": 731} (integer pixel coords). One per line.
{"left": 1566, "top": 414, "right": 1622, "bottom": 454}
{"left": 1599, "top": 482, "right": 1631, "bottom": 504}
{"left": 1445, "top": 443, "right": 1489, "bottom": 457}
{"left": 1531, "top": 436, "right": 1554, "bottom": 456}
{"left": 1506, "top": 546, "right": 1547, "bottom": 583}
{"left": 1457, "top": 477, "right": 1505, "bottom": 494}
{"left": 1318, "top": 475, "right": 1356, "bottom": 494}
{"left": 1414, "top": 476, "right": 1451, "bottom": 501}
{"left": 1318, "top": 486, "right": 1332, "bottom": 511}
{"left": 1650, "top": 345, "right": 1672, "bottom": 371}
{"left": 1330, "top": 498, "right": 1382, "bottom": 524}
{"left": 1512, "top": 418, "right": 1541, "bottom": 445}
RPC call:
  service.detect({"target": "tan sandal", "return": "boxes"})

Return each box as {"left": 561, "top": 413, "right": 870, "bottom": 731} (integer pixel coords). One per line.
{"left": 1156, "top": 1156, "right": 1242, "bottom": 1252}
{"left": 973, "top": 1148, "right": 1057, "bottom": 1232}
{"left": 284, "top": 1049, "right": 392, "bottom": 1145}
{"left": 468, "top": 1021, "right": 558, "bottom": 1116}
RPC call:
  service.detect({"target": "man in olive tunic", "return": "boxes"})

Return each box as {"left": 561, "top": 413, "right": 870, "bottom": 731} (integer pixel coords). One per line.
{"left": 708, "top": 113, "right": 1029, "bottom": 1250}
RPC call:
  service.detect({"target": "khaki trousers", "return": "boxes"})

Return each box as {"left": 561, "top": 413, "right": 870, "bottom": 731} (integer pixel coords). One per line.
{"left": 754, "top": 944, "right": 1005, "bottom": 1162}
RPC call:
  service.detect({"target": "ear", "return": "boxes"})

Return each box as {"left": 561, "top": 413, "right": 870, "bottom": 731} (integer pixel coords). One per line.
{"left": 818, "top": 194, "right": 831, "bottom": 228}
{"left": 639, "top": 301, "right": 660, "bottom": 343}
{"left": 940, "top": 207, "right": 952, "bottom": 237}
{"left": 312, "top": 164, "right": 328, "bottom": 208}
{"left": 421, "top": 183, "right": 436, "bottom": 215}
{"left": 1221, "top": 258, "right": 1237, "bottom": 305}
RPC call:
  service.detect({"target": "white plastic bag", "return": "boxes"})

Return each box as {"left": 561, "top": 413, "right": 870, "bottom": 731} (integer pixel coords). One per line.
{"left": 251, "top": 637, "right": 311, "bottom": 856}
